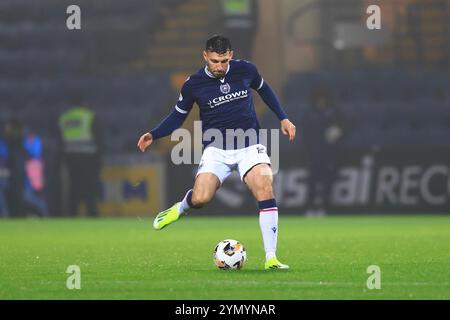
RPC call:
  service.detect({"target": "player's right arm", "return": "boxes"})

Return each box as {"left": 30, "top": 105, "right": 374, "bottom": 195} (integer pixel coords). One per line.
{"left": 138, "top": 79, "right": 194, "bottom": 152}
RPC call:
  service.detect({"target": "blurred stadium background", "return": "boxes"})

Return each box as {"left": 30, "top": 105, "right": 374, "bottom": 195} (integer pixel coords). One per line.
{"left": 1, "top": 0, "right": 450, "bottom": 218}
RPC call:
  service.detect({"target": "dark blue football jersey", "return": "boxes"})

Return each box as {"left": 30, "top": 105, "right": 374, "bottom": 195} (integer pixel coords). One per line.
{"left": 175, "top": 59, "right": 265, "bottom": 149}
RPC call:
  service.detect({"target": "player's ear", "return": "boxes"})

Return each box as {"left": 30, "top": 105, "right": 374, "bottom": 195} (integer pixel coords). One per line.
{"left": 203, "top": 51, "right": 208, "bottom": 62}
{"left": 229, "top": 50, "right": 234, "bottom": 59}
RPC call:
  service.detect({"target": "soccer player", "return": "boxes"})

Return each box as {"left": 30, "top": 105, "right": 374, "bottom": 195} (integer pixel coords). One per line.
{"left": 137, "top": 35, "right": 296, "bottom": 270}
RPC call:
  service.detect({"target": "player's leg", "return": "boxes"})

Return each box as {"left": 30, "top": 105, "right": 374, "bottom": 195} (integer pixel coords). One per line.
{"left": 153, "top": 173, "right": 221, "bottom": 230}
{"left": 243, "top": 161, "right": 289, "bottom": 270}
{"left": 153, "top": 146, "right": 231, "bottom": 230}
{"left": 179, "top": 172, "right": 221, "bottom": 212}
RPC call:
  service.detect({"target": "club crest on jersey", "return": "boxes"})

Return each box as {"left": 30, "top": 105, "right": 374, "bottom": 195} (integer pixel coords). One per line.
{"left": 220, "top": 83, "right": 231, "bottom": 94}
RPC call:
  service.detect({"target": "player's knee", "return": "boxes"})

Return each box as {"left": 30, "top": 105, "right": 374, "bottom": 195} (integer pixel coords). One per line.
{"left": 254, "top": 183, "right": 274, "bottom": 200}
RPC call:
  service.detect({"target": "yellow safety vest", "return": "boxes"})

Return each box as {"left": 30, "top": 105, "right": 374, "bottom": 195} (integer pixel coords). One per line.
{"left": 222, "top": 0, "right": 251, "bottom": 15}
{"left": 59, "top": 107, "right": 97, "bottom": 153}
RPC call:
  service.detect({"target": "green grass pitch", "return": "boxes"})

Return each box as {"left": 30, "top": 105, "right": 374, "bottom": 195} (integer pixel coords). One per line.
{"left": 0, "top": 215, "right": 449, "bottom": 299}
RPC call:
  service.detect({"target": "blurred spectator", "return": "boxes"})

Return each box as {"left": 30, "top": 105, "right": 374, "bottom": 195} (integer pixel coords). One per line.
{"left": 217, "top": 0, "right": 258, "bottom": 60}
{"left": 58, "top": 102, "right": 103, "bottom": 217}
{"left": 301, "top": 88, "right": 345, "bottom": 216}
{"left": 0, "top": 125, "right": 10, "bottom": 217}
{"left": 4, "top": 118, "right": 26, "bottom": 217}
{"left": 23, "top": 128, "right": 49, "bottom": 217}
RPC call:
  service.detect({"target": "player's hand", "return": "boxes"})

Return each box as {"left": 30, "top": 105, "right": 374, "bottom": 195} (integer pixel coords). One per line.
{"left": 281, "top": 119, "right": 296, "bottom": 142}
{"left": 137, "top": 132, "right": 153, "bottom": 152}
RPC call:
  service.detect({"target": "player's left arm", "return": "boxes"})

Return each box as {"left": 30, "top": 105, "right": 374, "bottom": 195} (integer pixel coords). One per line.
{"left": 255, "top": 81, "right": 296, "bottom": 142}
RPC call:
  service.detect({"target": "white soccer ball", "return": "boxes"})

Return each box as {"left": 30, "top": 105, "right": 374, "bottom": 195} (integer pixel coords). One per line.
{"left": 213, "top": 239, "right": 247, "bottom": 270}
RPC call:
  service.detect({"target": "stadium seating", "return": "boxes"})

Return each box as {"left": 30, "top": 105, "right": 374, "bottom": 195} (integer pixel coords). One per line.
{"left": 1, "top": 0, "right": 449, "bottom": 155}
{"left": 0, "top": 0, "right": 176, "bottom": 156}
{"left": 279, "top": 70, "right": 450, "bottom": 149}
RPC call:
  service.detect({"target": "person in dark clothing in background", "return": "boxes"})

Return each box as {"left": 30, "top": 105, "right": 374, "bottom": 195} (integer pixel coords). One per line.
{"left": 0, "top": 124, "right": 10, "bottom": 217}
{"left": 58, "top": 102, "right": 103, "bottom": 217}
{"left": 301, "top": 88, "right": 345, "bottom": 217}
{"left": 23, "top": 128, "right": 49, "bottom": 217}
{"left": 4, "top": 118, "right": 26, "bottom": 217}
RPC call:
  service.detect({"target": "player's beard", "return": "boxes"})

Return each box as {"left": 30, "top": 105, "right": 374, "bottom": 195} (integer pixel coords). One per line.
{"left": 207, "top": 65, "right": 225, "bottom": 78}
{"left": 211, "top": 69, "right": 225, "bottom": 78}
{"left": 214, "top": 71, "right": 225, "bottom": 78}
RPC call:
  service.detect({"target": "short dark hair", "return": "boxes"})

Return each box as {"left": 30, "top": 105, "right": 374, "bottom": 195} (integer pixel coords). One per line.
{"left": 205, "top": 35, "right": 232, "bottom": 54}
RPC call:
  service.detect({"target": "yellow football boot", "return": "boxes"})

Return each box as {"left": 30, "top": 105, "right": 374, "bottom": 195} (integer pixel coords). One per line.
{"left": 264, "top": 257, "right": 290, "bottom": 270}
{"left": 153, "top": 202, "right": 181, "bottom": 230}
